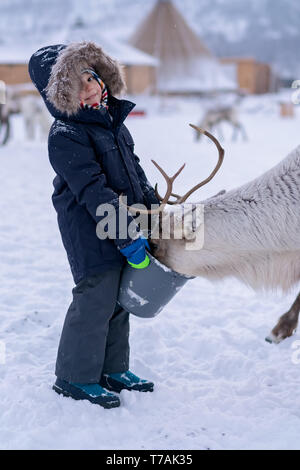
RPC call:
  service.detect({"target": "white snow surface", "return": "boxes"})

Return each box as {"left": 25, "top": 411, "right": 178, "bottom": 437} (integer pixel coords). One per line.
{"left": 1, "top": 91, "right": 300, "bottom": 450}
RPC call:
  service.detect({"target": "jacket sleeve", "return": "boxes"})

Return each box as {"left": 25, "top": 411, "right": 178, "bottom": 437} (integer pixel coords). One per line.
{"left": 133, "top": 153, "right": 160, "bottom": 210}
{"left": 48, "top": 130, "right": 139, "bottom": 250}
{"left": 122, "top": 124, "right": 160, "bottom": 210}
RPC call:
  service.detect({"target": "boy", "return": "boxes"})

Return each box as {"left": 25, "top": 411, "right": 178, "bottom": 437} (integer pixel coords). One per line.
{"left": 28, "top": 41, "right": 159, "bottom": 408}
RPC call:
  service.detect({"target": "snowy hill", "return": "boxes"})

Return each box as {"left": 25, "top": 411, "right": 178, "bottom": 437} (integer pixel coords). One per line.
{"left": 0, "top": 0, "right": 299, "bottom": 79}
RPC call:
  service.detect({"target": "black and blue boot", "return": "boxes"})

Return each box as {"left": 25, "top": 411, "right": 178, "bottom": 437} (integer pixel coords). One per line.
{"left": 100, "top": 370, "right": 154, "bottom": 393}
{"left": 52, "top": 378, "right": 120, "bottom": 408}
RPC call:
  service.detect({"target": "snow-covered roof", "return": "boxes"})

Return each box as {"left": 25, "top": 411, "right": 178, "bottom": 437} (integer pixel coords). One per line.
{"left": 0, "top": 23, "right": 159, "bottom": 67}
{"left": 51, "top": 23, "right": 159, "bottom": 67}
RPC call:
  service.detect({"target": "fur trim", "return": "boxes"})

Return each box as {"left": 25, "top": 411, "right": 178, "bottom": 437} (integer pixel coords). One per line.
{"left": 45, "top": 41, "right": 127, "bottom": 116}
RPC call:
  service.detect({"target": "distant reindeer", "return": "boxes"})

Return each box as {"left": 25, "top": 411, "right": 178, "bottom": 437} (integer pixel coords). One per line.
{"left": 0, "top": 85, "right": 52, "bottom": 144}
{"left": 0, "top": 103, "right": 10, "bottom": 145}
{"left": 19, "top": 94, "right": 52, "bottom": 141}
{"left": 195, "top": 97, "right": 248, "bottom": 142}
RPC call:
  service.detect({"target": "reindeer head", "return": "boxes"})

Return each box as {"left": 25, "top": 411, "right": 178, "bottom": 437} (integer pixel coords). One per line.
{"left": 120, "top": 126, "right": 224, "bottom": 261}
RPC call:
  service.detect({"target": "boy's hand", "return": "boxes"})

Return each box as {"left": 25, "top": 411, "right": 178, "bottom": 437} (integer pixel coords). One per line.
{"left": 120, "top": 236, "right": 150, "bottom": 269}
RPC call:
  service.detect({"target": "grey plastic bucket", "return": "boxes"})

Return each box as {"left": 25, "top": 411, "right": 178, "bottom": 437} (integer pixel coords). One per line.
{"left": 117, "top": 251, "right": 195, "bottom": 318}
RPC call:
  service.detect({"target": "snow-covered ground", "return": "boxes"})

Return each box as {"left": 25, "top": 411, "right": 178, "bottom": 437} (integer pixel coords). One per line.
{"left": 1, "top": 92, "right": 300, "bottom": 450}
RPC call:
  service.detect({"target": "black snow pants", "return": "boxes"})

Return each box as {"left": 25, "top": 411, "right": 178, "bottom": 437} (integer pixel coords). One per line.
{"left": 55, "top": 266, "right": 130, "bottom": 383}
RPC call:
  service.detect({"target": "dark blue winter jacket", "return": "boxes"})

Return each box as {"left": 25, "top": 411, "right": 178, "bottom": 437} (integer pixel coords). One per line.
{"left": 28, "top": 44, "right": 159, "bottom": 284}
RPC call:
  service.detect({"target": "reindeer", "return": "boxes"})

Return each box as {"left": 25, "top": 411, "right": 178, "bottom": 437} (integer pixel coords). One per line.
{"left": 195, "top": 105, "right": 248, "bottom": 142}
{"left": 0, "top": 86, "right": 52, "bottom": 144}
{"left": 0, "top": 103, "right": 10, "bottom": 145}
{"left": 122, "top": 125, "right": 300, "bottom": 345}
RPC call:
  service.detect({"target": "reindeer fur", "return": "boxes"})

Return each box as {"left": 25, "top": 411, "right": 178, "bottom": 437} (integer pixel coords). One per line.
{"left": 153, "top": 144, "right": 300, "bottom": 294}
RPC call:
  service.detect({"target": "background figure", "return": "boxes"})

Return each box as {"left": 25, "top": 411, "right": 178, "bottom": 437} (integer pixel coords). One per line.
{"left": 19, "top": 94, "right": 53, "bottom": 141}
{"left": 0, "top": 87, "right": 52, "bottom": 144}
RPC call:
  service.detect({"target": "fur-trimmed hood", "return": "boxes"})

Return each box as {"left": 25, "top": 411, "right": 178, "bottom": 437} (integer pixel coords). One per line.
{"left": 28, "top": 41, "right": 126, "bottom": 117}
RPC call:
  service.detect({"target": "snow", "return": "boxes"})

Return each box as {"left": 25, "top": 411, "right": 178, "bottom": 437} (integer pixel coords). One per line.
{"left": 51, "top": 121, "right": 78, "bottom": 137}
{"left": 1, "top": 90, "right": 300, "bottom": 450}
{"left": 156, "top": 57, "right": 237, "bottom": 93}
{"left": 0, "top": 0, "right": 299, "bottom": 78}
{"left": 53, "top": 27, "right": 159, "bottom": 67}
{"left": 0, "top": 29, "right": 158, "bottom": 68}
{"left": 126, "top": 288, "right": 149, "bottom": 306}
{"left": 151, "top": 256, "right": 172, "bottom": 273}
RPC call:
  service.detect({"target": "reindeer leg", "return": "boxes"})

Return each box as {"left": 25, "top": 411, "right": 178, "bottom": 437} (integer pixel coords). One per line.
{"left": 215, "top": 123, "right": 224, "bottom": 142}
{"left": 240, "top": 124, "right": 248, "bottom": 141}
{"left": 265, "top": 292, "right": 300, "bottom": 344}
{"left": 0, "top": 116, "right": 10, "bottom": 145}
{"left": 195, "top": 124, "right": 201, "bottom": 141}
{"left": 231, "top": 125, "right": 238, "bottom": 142}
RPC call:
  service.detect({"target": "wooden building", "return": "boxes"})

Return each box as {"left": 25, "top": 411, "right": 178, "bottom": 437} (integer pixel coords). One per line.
{"left": 123, "top": 65, "right": 157, "bottom": 95}
{"left": 0, "top": 59, "right": 157, "bottom": 96}
{"left": 0, "top": 63, "right": 31, "bottom": 85}
{"left": 220, "top": 57, "right": 275, "bottom": 94}
{"left": 0, "top": 21, "right": 159, "bottom": 95}
{"left": 0, "top": 48, "right": 38, "bottom": 98}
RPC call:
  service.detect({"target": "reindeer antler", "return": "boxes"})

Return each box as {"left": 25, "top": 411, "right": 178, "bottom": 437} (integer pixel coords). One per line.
{"left": 120, "top": 125, "right": 224, "bottom": 215}
{"left": 119, "top": 161, "right": 186, "bottom": 215}
{"left": 154, "top": 125, "right": 225, "bottom": 204}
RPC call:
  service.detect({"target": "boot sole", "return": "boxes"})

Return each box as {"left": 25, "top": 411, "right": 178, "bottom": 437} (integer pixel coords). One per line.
{"left": 52, "top": 384, "right": 120, "bottom": 409}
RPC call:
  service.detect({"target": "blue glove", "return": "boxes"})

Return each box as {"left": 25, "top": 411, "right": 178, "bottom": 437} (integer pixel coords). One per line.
{"left": 120, "top": 236, "right": 150, "bottom": 269}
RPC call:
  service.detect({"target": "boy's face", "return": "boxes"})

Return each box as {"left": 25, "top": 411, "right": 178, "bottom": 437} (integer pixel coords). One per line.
{"left": 79, "top": 72, "right": 102, "bottom": 105}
